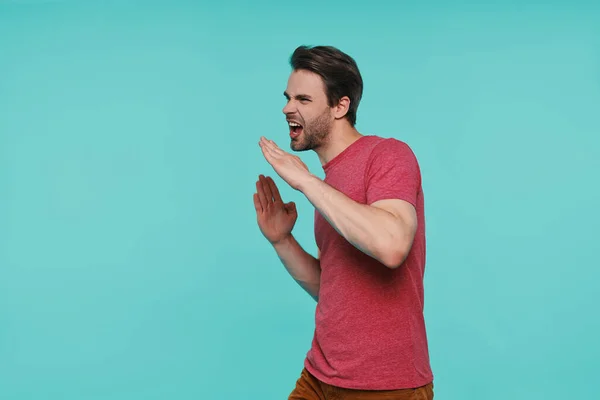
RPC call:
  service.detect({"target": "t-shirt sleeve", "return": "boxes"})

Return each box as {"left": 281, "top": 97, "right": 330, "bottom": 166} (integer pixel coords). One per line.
{"left": 364, "top": 139, "right": 421, "bottom": 208}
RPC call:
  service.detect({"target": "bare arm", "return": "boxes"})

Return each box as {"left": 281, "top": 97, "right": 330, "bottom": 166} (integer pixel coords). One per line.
{"left": 299, "top": 176, "right": 417, "bottom": 269}
{"left": 273, "top": 235, "right": 321, "bottom": 301}
{"left": 253, "top": 174, "right": 321, "bottom": 301}
{"left": 258, "top": 137, "right": 418, "bottom": 271}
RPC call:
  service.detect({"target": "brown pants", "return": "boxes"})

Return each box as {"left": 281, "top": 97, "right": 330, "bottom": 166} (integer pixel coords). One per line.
{"left": 289, "top": 368, "right": 434, "bottom": 400}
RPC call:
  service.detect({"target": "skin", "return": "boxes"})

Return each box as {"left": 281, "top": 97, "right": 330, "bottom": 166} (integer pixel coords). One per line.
{"left": 253, "top": 69, "right": 418, "bottom": 301}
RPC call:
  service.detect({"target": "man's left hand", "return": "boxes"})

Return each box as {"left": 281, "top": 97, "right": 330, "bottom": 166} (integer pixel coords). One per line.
{"left": 259, "top": 136, "right": 316, "bottom": 191}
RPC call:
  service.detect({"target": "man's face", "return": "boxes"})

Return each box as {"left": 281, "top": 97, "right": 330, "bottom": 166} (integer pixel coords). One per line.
{"left": 282, "top": 69, "right": 334, "bottom": 152}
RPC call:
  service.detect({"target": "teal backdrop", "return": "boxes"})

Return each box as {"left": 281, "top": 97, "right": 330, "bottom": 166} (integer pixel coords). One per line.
{"left": 1, "top": 1, "right": 599, "bottom": 399}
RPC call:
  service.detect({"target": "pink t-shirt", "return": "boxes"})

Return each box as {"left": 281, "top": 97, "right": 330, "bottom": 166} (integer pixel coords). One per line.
{"left": 304, "top": 135, "right": 433, "bottom": 390}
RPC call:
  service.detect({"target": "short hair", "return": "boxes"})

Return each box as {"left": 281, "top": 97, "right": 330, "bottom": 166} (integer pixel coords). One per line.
{"left": 289, "top": 45, "right": 363, "bottom": 126}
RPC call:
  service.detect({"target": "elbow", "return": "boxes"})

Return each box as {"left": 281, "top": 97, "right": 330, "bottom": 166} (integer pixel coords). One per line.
{"left": 381, "top": 252, "right": 407, "bottom": 269}
{"left": 379, "top": 243, "right": 410, "bottom": 269}
{"left": 376, "top": 217, "right": 417, "bottom": 269}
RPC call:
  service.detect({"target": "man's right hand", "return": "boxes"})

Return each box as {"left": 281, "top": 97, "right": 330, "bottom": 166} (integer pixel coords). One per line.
{"left": 253, "top": 175, "right": 298, "bottom": 245}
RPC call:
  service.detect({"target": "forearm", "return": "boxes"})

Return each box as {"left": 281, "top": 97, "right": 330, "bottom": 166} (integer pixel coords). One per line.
{"left": 272, "top": 234, "right": 321, "bottom": 301}
{"left": 299, "top": 176, "right": 403, "bottom": 268}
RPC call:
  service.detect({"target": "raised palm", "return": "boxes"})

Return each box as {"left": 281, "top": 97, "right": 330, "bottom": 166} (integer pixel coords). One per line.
{"left": 253, "top": 175, "right": 297, "bottom": 244}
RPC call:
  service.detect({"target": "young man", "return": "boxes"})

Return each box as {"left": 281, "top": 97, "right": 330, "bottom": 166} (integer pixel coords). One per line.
{"left": 254, "top": 45, "right": 434, "bottom": 399}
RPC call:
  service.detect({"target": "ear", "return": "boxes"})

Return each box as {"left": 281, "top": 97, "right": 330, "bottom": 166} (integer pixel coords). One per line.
{"left": 333, "top": 96, "right": 351, "bottom": 120}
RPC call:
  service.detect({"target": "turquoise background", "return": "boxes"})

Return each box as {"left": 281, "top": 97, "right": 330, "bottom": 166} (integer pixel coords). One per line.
{"left": 1, "top": 1, "right": 599, "bottom": 399}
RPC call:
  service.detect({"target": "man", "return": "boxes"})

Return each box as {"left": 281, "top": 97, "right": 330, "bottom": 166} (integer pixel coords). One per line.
{"left": 253, "top": 45, "right": 434, "bottom": 399}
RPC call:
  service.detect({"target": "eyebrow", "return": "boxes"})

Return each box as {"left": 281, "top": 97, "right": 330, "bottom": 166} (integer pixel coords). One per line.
{"left": 284, "top": 91, "right": 312, "bottom": 100}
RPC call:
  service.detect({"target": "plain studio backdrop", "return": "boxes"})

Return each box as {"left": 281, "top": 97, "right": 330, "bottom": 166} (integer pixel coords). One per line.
{"left": 1, "top": 1, "right": 599, "bottom": 399}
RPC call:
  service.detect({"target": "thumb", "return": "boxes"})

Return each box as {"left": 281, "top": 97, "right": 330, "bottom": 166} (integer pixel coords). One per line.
{"left": 285, "top": 201, "right": 296, "bottom": 211}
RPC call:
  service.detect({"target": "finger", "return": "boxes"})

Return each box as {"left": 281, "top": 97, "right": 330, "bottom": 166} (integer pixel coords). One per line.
{"left": 256, "top": 178, "right": 268, "bottom": 208}
{"left": 266, "top": 139, "right": 284, "bottom": 154}
{"left": 267, "top": 176, "right": 282, "bottom": 202}
{"left": 253, "top": 193, "right": 262, "bottom": 213}
{"left": 260, "top": 175, "right": 274, "bottom": 202}
{"left": 261, "top": 137, "right": 283, "bottom": 156}
{"left": 271, "top": 147, "right": 284, "bottom": 156}
{"left": 262, "top": 141, "right": 279, "bottom": 157}
{"left": 285, "top": 201, "right": 296, "bottom": 212}
{"left": 260, "top": 141, "right": 276, "bottom": 162}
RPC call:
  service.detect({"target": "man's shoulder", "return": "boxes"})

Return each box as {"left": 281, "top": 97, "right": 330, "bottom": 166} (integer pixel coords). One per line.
{"left": 363, "top": 135, "right": 416, "bottom": 160}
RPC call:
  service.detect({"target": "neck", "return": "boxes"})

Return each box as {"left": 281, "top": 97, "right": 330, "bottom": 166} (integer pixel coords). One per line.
{"left": 315, "top": 123, "right": 363, "bottom": 165}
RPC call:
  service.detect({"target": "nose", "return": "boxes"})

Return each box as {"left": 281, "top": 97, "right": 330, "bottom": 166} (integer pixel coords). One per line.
{"left": 282, "top": 100, "right": 295, "bottom": 115}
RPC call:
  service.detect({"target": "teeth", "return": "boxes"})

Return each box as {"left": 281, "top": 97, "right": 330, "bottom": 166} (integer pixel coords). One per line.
{"left": 288, "top": 122, "right": 301, "bottom": 127}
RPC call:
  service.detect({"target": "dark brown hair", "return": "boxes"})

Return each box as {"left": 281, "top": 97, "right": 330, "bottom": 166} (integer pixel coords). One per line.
{"left": 290, "top": 45, "right": 363, "bottom": 126}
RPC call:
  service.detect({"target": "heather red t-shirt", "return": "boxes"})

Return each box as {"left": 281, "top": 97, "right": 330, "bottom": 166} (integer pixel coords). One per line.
{"left": 304, "top": 135, "right": 433, "bottom": 390}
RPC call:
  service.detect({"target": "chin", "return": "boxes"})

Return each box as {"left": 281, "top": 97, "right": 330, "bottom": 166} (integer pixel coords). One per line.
{"left": 290, "top": 139, "right": 310, "bottom": 152}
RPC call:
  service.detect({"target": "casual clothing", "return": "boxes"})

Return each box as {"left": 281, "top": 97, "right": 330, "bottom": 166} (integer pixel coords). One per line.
{"left": 303, "top": 135, "right": 433, "bottom": 391}
{"left": 289, "top": 367, "right": 434, "bottom": 400}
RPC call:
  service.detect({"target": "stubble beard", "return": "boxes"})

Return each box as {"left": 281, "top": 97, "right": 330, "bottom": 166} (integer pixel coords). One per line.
{"left": 290, "top": 108, "right": 333, "bottom": 152}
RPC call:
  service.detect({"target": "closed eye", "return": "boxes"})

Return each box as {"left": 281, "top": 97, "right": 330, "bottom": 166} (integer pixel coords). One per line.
{"left": 283, "top": 91, "right": 312, "bottom": 103}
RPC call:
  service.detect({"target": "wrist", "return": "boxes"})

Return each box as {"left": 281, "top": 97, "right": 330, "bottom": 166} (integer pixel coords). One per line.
{"left": 297, "top": 173, "right": 321, "bottom": 193}
{"left": 272, "top": 233, "right": 294, "bottom": 250}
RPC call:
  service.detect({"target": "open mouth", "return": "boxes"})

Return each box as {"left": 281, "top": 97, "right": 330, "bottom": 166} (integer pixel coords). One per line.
{"left": 288, "top": 121, "right": 304, "bottom": 139}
